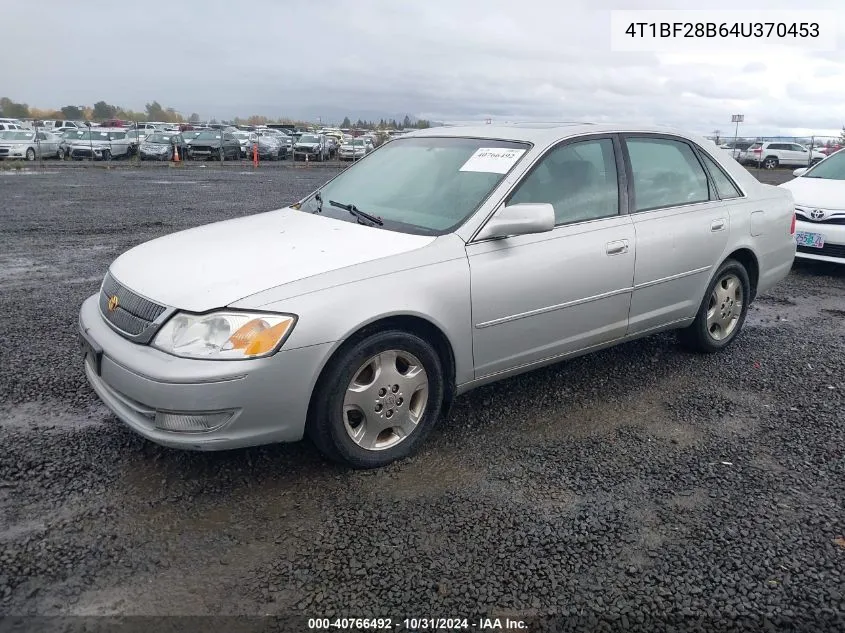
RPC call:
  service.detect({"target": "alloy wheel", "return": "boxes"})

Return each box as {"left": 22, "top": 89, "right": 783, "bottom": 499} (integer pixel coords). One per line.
{"left": 706, "top": 273, "right": 743, "bottom": 341}
{"left": 342, "top": 350, "right": 429, "bottom": 451}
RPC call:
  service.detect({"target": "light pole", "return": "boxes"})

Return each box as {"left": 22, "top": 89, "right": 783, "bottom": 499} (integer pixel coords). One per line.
{"left": 731, "top": 114, "right": 744, "bottom": 159}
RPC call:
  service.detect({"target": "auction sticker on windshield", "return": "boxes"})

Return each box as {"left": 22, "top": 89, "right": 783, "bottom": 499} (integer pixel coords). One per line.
{"left": 459, "top": 147, "right": 526, "bottom": 174}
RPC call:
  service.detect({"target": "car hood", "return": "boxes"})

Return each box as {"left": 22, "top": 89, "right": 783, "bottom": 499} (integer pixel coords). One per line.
{"left": 108, "top": 208, "right": 437, "bottom": 312}
{"left": 779, "top": 177, "right": 845, "bottom": 210}
{"left": 295, "top": 142, "right": 318, "bottom": 148}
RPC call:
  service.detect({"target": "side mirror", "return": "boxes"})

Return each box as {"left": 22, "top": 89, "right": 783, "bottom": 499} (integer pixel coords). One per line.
{"left": 476, "top": 203, "right": 555, "bottom": 240}
{"left": 792, "top": 168, "right": 807, "bottom": 177}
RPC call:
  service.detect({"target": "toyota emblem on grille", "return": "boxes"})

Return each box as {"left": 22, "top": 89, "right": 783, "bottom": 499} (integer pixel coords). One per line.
{"left": 107, "top": 295, "right": 120, "bottom": 312}
{"left": 810, "top": 209, "right": 826, "bottom": 220}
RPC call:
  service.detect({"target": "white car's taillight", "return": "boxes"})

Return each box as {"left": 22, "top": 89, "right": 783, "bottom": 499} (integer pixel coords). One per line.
{"left": 790, "top": 211, "right": 796, "bottom": 236}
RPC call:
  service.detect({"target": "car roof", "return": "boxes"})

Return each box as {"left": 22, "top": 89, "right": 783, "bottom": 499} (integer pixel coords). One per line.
{"left": 403, "top": 122, "right": 715, "bottom": 146}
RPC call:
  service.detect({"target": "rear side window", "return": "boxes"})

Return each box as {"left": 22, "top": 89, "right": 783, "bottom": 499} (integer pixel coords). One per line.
{"left": 625, "top": 137, "right": 710, "bottom": 212}
{"left": 699, "top": 151, "right": 742, "bottom": 199}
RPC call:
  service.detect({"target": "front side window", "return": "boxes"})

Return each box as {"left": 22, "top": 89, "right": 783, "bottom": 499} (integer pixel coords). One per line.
{"left": 508, "top": 138, "right": 619, "bottom": 225}
{"left": 300, "top": 136, "right": 530, "bottom": 235}
{"left": 699, "top": 151, "right": 741, "bottom": 199}
{"left": 626, "top": 137, "right": 710, "bottom": 212}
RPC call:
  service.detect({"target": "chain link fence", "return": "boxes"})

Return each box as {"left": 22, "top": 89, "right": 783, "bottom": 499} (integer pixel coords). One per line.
{"left": 707, "top": 134, "right": 843, "bottom": 171}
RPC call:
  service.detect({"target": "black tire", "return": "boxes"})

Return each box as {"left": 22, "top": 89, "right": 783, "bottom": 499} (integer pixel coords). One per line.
{"left": 763, "top": 156, "right": 778, "bottom": 169}
{"left": 677, "top": 258, "right": 751, "bottom": 353}
{"left": 57, "top": 148, "right": 65, "bottom": 160}
{"left": 307, "top": 330, "right": 445, "bottom": 469}
{"left": 25, "top": 148, "right": 35, "bottom": 161}
{"left": 103, "top": 149, "right": 112, "bottom": 161}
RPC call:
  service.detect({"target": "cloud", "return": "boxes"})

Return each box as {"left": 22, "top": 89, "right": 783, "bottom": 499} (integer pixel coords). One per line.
{"left": 0, "top": 0, "right": 843, "bottom": 136}
{"left": 742, "top": 62, "right": 766, "bottom": 73}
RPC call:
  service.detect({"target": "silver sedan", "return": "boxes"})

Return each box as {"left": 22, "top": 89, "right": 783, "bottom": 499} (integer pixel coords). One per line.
{"left": 79, "top": 124, "right": 796, "bottom": 468}
{"left": 0, "top": 130, "right": 64, "bottom": 160}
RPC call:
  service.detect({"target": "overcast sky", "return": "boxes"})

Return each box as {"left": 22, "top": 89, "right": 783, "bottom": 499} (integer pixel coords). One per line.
{"left": 1, "top": 0, "right": 843, "bottom": 136}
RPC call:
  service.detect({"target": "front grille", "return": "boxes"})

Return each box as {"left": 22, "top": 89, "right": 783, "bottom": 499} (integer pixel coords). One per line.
{"left": 99, "top": 272, "right": 166, "bottom": 337}
{"left": 797, "top": 243, "right": 845, "bottom": 258}
{"left": 797, "top": 213, "right": 845, "bottom": 226}
{"left": 191, "top": 145, "right": 213, "bottom": 153}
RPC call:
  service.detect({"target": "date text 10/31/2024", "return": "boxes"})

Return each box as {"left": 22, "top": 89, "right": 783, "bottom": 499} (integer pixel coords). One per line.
{"left": 307, "top": 617, "right": 528, "bottom": 630}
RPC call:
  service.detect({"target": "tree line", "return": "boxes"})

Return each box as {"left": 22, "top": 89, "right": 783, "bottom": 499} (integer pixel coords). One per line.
{"left": 0, "top": 97, "right": 434, "bottom": 130}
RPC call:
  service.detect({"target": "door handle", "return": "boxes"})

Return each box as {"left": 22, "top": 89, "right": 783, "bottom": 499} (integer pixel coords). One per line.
{"left": 606, "top": 239, "right": 629, "bottom": 256}
{"left": 711, "top": 219, "right": 727, "bottom": 232}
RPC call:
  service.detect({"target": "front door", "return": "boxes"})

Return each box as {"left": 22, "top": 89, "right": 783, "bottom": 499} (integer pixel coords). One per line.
{"left": 468, "top": 135, "right": 636, "bottom": 378}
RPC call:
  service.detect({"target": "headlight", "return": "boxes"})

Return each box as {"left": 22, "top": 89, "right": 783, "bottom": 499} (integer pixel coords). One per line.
{"left": 152, "top": 311, "right": 296, "bottom": 360}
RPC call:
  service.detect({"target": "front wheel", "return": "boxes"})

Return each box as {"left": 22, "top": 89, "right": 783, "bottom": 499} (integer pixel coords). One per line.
{"left": 677, "top": 259, "right": 750, "bottom": 353}
{"left": 57, "top": 148, "right": 65, "bottom": 160}
{"left": 103, "top": 149, "right": 112, "bottom": 161}
{"left": 26, "top": 148, "right": 36, "bottom": 161}
{"left": 307, "top": 330, "right": 445, "bottom": 469}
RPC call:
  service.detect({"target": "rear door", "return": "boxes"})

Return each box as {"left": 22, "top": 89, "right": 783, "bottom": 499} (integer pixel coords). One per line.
{"left": 621, "top": 134, "right": 730, "bottom": 336}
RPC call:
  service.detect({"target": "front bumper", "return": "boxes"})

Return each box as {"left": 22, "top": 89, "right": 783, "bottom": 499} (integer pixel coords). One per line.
{"left": 795, "top": 219, "right": 845, "bottom": 263}
{"left": 79, "top": 294, "right": 333, "bottom": 450}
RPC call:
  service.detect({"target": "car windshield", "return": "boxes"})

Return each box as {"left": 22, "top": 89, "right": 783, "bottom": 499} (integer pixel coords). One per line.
{"left": 77, "top": 131, "right": 111, "bottom": 141}
{"left": 194, "top": 131, "right": 221, "bottom": 140}
{"left": 301, "top": 136, "right": 530, "bottom": 235}
{"left": 233, "top": 132, "right": 251, "bottom": 139}
{"left": 352, "top": 139, "right": 367, "bottom": 146}
{"left": 1, "top": 131, "right": 35, "bottom": 141}
{"left": 299, "top": 134, "right": 319, "bottom": 143}
{"left": 803, "top": 150, "right": 845, "bottom": 180}
{"left": 147, "top": 134, "right": 173, "bottom": 143}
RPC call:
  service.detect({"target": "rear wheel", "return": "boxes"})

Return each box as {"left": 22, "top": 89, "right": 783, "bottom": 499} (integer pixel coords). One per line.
{"left": 307, "top": 330, "right": 444, "bottom": 469}
{"left": 763, "top": 156, "right": 778, "bottom": 169}
{"left": 677, "top": 259, "right": 750, "bottom": 353}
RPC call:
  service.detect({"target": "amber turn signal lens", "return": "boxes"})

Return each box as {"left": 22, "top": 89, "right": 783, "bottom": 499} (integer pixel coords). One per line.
{"left": 244, "top": 319, "right": 294, "bottom": 356}
{"left": 227, "top": 318, "right": 270, "bottom": 350}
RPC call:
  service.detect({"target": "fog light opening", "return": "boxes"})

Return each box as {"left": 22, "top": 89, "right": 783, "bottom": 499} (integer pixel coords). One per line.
{"left": 154, "top": 410, "right": 235, "bottom": 433}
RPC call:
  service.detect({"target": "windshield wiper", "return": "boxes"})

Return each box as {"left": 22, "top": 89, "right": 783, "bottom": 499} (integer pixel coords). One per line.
{"left": 329, "top": 200, "right": 384, "bottom": 226}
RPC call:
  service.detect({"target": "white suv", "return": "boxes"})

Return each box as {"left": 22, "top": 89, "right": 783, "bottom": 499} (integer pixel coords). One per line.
{"left": 741, "top": 142, "right": 826, "bottom": 169}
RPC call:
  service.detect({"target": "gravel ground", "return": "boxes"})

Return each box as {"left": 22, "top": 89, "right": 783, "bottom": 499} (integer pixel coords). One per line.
{"left": 0, "top": 166, "right": 842, "bottom": 631}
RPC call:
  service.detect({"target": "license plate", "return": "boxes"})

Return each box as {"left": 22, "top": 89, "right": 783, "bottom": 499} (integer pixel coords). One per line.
{"left": 79, "top": 329, "right": 103, "bottom": 376}
{"left": 795, "top": 231, "right": 824, "bottom": 248}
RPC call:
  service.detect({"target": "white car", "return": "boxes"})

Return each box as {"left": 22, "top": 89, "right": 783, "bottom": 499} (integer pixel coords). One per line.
{"left": 741, "top": 142, "right": 826, "bottom": 170}
{"left": 779, "top": 149, "right": 845, "bottom": 263}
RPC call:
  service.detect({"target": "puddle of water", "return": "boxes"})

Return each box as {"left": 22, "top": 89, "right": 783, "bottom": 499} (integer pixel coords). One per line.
{"left": 0, "top": 402, "right": 105, "bottom": 431}
{"left": 0, "top": 257, "right": 52, "bottom": 282}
